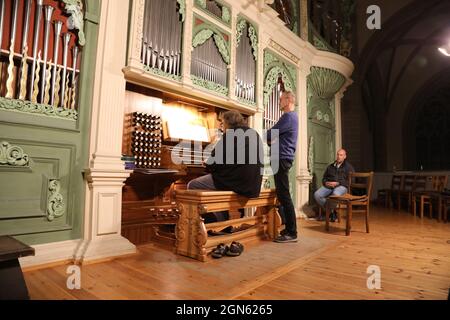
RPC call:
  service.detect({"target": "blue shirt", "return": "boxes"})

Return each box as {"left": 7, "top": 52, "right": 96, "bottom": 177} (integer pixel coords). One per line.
{"left": 267, "top": 112, "right": 299, "bottom": 161}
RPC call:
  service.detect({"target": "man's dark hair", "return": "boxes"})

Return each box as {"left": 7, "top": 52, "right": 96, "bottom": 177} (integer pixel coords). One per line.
{"left": 222, "top": 110, "right": 246, "bottom": 129}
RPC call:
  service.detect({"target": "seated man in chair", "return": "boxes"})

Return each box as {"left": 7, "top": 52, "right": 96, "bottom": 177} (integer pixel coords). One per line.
{"left": 187, "top": 110, "right": 264, "bottom": 223}
{"left": 314, "top": 149, "right": 355, "bottom": 222}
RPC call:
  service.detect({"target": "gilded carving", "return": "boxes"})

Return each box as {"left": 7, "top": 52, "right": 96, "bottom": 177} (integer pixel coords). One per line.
{"left": 192, "top": 28, "right": 230, "bottom": 64}
{"left": 61, "top": 0, "right": 86, "bottom": 46}
{"left": 308, "top": 67, "right": 346, "bottom": 99}
{"left": 191, "top": 75, "right": 229, "bottom": 96}
{"left": 237, "top": 18, "right": 258, "bottom": 61}
{"left": 222, "top": 6, "right": 231, "bottom": 24}
{"left": 0, "top": 141, "right": 30, "bottom": 167}
{"left": 177, "top": 0, "right": 186, "bottom": 22}
{"left": 175, "top": 203, "right": 188, "bottom": 243}
{"left": 47, "top": 179, "right": 65, "bottom": 221}
{"left": 308, "top": 136, "right": 314, "bottom": 174}
{"left": 0, "top": 97, "right": 78, "bottom": 120}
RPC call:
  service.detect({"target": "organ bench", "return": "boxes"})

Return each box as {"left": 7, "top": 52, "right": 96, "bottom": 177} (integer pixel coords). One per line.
{"left": 174, "top": 189, "right": 282, "bottom": 262}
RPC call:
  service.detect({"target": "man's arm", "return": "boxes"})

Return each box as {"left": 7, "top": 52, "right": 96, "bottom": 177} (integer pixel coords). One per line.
{"left": 322, "top": 165, "right": 333, "bottom": 186}
{"left": 267, "top": 114, "right": 290, "bottom": 145}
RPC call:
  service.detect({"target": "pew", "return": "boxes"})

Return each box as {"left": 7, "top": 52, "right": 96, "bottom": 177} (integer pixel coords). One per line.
{"left": 174, "top": 189, "right": 281, "bottom": 262}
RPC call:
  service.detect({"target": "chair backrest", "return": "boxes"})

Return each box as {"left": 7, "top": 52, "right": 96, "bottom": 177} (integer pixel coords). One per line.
{"left": 391, "top": 175, "right": 403, "bottom": 190}
{"left": 413, "top": 175, "right": 427, "bottom": 192}
{"left": 402, "top": 175, "right": 415, "bottom": 191}
{"left": 432, "top": 175, "right": 448, "bottom": 192}
{"left": 349, "top": 172, "right": 374, "bottom": 200}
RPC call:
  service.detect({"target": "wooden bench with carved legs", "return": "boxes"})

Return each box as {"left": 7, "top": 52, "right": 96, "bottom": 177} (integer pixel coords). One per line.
{"left": 174, "top": 189, "right": 282, "bottom": 262}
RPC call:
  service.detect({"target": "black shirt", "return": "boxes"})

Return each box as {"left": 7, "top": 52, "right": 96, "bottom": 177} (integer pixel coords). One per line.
{"left": 322, "top": 160, "right": 355, "bottom": 188}
{"left": 206, "top": 126, "right": 264, "bottom": 198}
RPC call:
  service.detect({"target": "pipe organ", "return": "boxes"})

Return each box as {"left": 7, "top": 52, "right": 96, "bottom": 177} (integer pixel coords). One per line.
{"left": 309, "top": 0, "right": 343, "bottom": 52}
{"left": 191, "top": 36, "right": 228, "bottom": 88}
{"left": 121, "top": 0, "right": 304, "bottom": 246}
{"left": 235, "top": 20, "right": 256, "bottom": 104}
{"left": 264, "top": 75, "right": 285, "bottom": 129}
{"left": 141, "top": 0, "right": 183, "bottom": 76}
{"left": 205, "top": 0, "right": 223, "bottom": 19}
{"left": 0, "top": 0, "right": 82, "bottom": 112}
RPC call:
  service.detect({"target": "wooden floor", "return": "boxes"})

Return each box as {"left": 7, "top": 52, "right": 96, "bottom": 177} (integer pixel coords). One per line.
{"left": 24, "top": 206, "right": 450, "bottom": 300}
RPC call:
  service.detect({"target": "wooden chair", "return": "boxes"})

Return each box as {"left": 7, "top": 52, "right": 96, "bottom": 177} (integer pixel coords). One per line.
{"left": 325, "top": 172, "right": 374, "bottom": 236}
{"left": 408, "top": 175, "right": 427, "bottom": 215}
{"left": 412, "top": 175, "right": 448, "bottom": 220}
{"left": 397, "top": 175, "right": 415, "bottom": 211}
{"left": 377, "top": 175, "right": 403, "bottom": 208}
{"left": 439, "top": 194, "right": 450, "bottom": 223}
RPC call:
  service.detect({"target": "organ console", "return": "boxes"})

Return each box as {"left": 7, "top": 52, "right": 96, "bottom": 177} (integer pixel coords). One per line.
{"left": 121, "top": 83, "right": 248, "bottom": 246}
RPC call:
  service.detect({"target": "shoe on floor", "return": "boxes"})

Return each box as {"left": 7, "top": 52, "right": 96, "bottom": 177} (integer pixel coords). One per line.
{"left": 225, "top": 241, "right": 244, "bottom": 257}
{"left": 211, "top": 243, "right": 228, "bottom": 259}
{"left": 274, "top": 234, "right": 298, "bottom": 243}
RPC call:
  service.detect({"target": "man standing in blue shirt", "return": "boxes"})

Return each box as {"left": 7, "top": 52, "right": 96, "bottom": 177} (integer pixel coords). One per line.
{"left": 267, "top": 91, "right": 299, "bottom": 243}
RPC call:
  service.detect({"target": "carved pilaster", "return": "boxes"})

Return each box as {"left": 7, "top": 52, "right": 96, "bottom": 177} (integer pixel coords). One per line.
{"left": 229, "top": 10, "right": 238, "bottom": 101}
{"left": 181, "top": 0, "right": 194, "bottom": 84}
{"left": 175, "top": 202, "right": 208, "bottom": 261}
{"left": 295, "top": 61, "right": 312, "bottom": 217}
{"left": 127, "top": 0, "right": 145, "bottom": 69}
{"left": 335, "top": 80, "right": 352, "bottom": 150}
{"left": 300, "top": 0, "right": 309, "bottom": 41}
{"left": 47, "top": 179, "right": 65, "bottom": 221}
{"left": 81, "top": 0, "right": 136, "bottom": 264}
{"left": 257, "top": 31, "right": 270, "bottom": 113}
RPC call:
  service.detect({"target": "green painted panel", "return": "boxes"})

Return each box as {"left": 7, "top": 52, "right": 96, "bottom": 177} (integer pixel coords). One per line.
{"left": 311, "top": 124, "right": 335, "bottom": 187}
{"left": 0, "top": 140, "right": 73, "bottom": 220}
{"left": 307, "top": 73, "right": 337, "bottom": 204}
{"left": 0, "top": 0, "right": 101, "bottom": 245}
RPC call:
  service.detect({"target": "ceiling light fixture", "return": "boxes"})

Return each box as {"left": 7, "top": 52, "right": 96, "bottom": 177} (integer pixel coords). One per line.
{"left": 438, "top": 43, "right": 450, "bottom": 57}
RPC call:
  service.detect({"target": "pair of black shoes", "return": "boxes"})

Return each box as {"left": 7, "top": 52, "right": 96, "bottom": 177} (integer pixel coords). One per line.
{"left": 317, "top": 210, "right": 338, "bottom": 222}
{"left": 211, "top": 242, "right": 244, "bottom": 259}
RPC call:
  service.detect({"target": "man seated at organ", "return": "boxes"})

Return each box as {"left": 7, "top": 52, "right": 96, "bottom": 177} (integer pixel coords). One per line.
{"left": 187, "top": 110, "right": 264, "bottom": 221}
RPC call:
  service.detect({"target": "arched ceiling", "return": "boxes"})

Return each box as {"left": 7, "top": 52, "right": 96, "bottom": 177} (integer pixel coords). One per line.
{"left": 356, "top": 0, "right": 450, "bottom": 122}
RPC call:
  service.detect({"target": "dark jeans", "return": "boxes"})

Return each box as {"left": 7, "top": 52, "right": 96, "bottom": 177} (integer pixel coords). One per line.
{"left": 274, "top": 159, "right": 297, "bottom": 237}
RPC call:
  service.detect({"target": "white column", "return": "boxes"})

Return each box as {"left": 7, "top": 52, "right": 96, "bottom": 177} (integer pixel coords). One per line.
{"left": 79, "top": 0, "right": 136, "bottom": 263}
{"left": 295, "top": 61, "right": 313, "bottom": 218}
{"left": 335, "top": 91, "right": 343, "bottom": 151}
{"left": 254, "top": 29, "right": 275, "bottom": 188}
{"left": 335, "top": 80, "right": 352, "bottom": 150}
{"left": 181, "top": 0, "right": 194, "bottom": 85}
{"left": 229, "top": 10, "right": 238, "bottom": 101}
{"left": 127, "top": 0, "right": 144, "bottom": 69}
